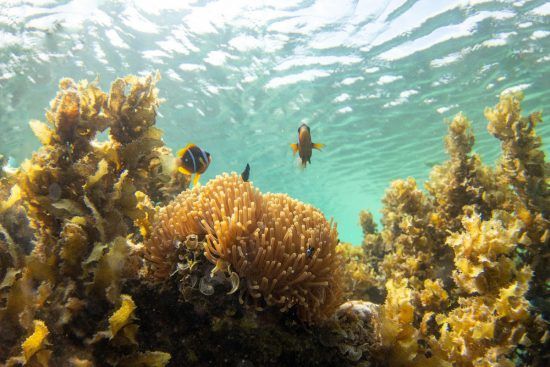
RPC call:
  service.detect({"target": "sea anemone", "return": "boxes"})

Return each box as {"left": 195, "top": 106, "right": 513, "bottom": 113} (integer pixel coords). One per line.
{"left": 144, "top": 173, "right": 343, "bottom": 323}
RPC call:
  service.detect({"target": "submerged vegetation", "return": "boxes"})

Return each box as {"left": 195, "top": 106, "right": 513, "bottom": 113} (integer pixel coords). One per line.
{"left": 0, "top": 73, "right": 548, "bottom": 366}
{"left": 356, "top": 94, "right": 549, "bottom": 366}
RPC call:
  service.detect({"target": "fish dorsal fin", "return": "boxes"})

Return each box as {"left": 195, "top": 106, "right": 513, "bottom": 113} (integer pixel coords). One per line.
{"left": 177, "top": 143, "right": 196, "bottom": 157}
{"left": 312, "top": 142, "right": 325, "bottom": 150}
{"left": 241, "top": 163, "right": 250, "bottom": 182}
{"left": 290, "top": 143, "right": 299, "bottom": 155}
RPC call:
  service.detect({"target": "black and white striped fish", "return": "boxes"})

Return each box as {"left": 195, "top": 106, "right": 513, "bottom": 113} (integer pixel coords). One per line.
{"left": 177, "top": 143, "right": 211, "bottom": 186}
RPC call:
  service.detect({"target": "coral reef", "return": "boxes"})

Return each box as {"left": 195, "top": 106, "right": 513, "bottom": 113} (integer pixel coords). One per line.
{"left": 1, "top": 73, "right": 547, "bottom": 367}
{"left": 437, "top": 212, "right": 534, "bottom": 366}
{"left": 358, "top": 92, "right": 549, "bottom": 367}
{"left": 425, "top": 112, "right": 506, "bottom": 229}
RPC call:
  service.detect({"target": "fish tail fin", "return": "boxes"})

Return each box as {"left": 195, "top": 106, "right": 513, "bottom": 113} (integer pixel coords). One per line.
{"left": 290, "top": 143, "right": 299, "bottom": 155}
{"left": 193, "top": 173, "right": 201, "bottom": 186}
{"left": 312, "top": 142, "right": 325, "bottom": 150}
{"left": 178, "top": 166, "right": 192, "bottom": 175}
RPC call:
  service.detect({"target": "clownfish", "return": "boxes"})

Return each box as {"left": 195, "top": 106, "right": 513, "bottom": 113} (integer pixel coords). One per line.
{"left": 290, "top": 123, "right": 325, "bottom": 167}
{"left": 177, "top": 143, "right": 211, "bottom": 186}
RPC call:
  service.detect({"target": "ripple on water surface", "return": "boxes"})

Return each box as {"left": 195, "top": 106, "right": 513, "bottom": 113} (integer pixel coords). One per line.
{"left": 0, "top": 0, "right": 548, "bottom": 243}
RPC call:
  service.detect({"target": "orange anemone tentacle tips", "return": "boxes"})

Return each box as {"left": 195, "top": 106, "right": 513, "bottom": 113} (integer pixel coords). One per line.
{"left": 143, "top": 173, "right": 343, "bottom": 323}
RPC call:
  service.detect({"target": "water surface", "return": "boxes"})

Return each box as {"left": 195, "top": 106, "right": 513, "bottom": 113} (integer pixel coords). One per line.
{"left": 1, "top": 0, "right": 549, "bottom": 243}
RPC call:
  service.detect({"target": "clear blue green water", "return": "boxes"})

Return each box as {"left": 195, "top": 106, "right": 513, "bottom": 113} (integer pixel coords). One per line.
{"left": 1, "top": 0, "right": 549, "bottom": 244}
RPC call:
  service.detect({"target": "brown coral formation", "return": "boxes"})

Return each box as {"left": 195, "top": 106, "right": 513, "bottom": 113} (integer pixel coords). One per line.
{"left": 357, "top": 92, "right": 549, "bottom": 367}
{"left": 144, "top": 173, "right": 343, "bottom": 323}
{"left": 426, "top": 113, "right": 504, "bottom": 228}
{"left": 485, "top": 94, "right": 548, "bottom": 214}
{"left": 379, "top": 178, "right": 450, "bottom": 289}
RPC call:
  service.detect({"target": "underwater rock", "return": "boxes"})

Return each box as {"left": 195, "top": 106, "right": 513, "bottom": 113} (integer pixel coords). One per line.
{"left": 320, "top": 300, "right": 382, "bottom": 364}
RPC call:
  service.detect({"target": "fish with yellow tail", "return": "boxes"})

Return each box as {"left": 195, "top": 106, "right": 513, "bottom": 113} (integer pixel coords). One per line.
{"left": 177, "top": 143, "right": 211, "bottom": 186}
{"left": 290, "top": 123, "right": 325, "bottom": 167}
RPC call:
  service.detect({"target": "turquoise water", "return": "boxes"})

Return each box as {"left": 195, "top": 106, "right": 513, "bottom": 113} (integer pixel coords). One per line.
{"left": 0, "top": 0, "right": 549, "bottom": 244}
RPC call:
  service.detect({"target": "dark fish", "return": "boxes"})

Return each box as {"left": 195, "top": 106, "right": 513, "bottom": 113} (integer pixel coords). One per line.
{"left": 290, "top": 123, "right": 325, "bottom": 167}
{"left": 177, "top": 143, "right": 211, "bottom": 186}
{"left": 306, "top": 246, "right": 315, "bottom": 258}
{"left": 241, "top": 163, "right": 250, "bottom": 182}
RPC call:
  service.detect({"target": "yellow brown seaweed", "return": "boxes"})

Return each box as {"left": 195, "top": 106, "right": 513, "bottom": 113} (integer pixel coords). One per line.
{"left": 22, "top": 320, "right": 50, "bottom": 363}
{"left": 360, "top": 92, "right": 548, "bottom": 367}
{"left": 337, "top": 242, "right": 380, "bottom": 302}
{"left": 118, "top": 351, "right": 171, "bottom": 367}
{"left": 0, "top": 73, "right": 184, "bottom": 365}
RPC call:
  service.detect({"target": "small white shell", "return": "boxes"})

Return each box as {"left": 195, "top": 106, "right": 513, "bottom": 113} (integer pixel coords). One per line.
{"left": 227, "top": 271, "right": 240, "bottom": 295}
{"left": 199, "top": 275, "right": 215, "bottom": 296}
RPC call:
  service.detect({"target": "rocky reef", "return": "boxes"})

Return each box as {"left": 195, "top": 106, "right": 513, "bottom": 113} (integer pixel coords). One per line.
{"left": 0, "top": 74, "right": 547, "bottom": 367}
